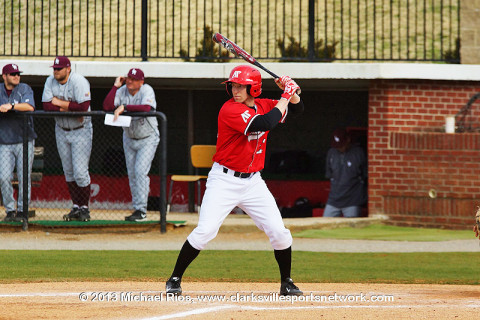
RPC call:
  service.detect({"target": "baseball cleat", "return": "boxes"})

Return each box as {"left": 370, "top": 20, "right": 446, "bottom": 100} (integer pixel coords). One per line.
{"left": 78, "top": 208, "right": 91, "bottom": 222}
{"left": 63, "top": 207, "right": 80, "bottom": 221}
{"left": 280, "top": 277, "right": 303, "bottom": 296}
{"left": 166, "top": 277, "right": 182, "bottom": 295}
{"left": 3, "top": 211, "right": 17, "bottom": 222}
{"left": 125, "top": 210, "right": 147, "bottom": 222}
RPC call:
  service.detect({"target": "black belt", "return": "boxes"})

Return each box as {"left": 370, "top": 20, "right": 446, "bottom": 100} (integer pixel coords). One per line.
{"left": 60, "top": 125, "right": 84, "bottom": 131}
{"left": 223, "top": 167, "right": 254, "bottom": 178}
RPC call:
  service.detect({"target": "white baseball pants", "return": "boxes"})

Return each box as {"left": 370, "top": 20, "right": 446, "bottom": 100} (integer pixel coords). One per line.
{"left": 187, "top": 162, "right": 292, "bottom": 251}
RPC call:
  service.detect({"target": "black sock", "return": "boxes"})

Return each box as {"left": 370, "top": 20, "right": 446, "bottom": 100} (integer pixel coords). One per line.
{"left": 170, "top": 240, "right": 201, "bottom": 279}
{"left": 274, "top": 246, "right": 292, "bottom": 281}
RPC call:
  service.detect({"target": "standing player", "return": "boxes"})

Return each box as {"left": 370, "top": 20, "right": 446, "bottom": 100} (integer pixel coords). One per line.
{"left": 0, "top": 63, "right": 36, "bottom": 222}
{"left": 42, "top": 56, "right": 93, "bottom": 222}
{"left": 102, "top": 68, "right": 160, "bottom": 221}
{"left": 166, "top": 65, "right": 304, "bottom": 296}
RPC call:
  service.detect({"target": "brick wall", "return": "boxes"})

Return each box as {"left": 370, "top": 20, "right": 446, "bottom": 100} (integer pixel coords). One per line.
{"left": 368, "top": 79, "right": 480, "bottom": 229}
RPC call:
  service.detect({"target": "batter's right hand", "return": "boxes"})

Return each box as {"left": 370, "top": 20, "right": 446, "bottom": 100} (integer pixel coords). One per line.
{"left": 281, "top": 81, "right": 300, "bottom": 101}
{"left": 114, "top": 76, "right": 125, "bottom": 88}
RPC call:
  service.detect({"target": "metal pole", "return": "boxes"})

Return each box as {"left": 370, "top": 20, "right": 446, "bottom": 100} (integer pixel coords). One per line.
{"left": 159, "top": 113, "right": 167, "bottom": 233}
{"left": 308, "top": 0, "right": 315, "bottom": 60}
{"left": 141, "top": 0, "right": 148, "bottom": 61}
{"left": 22, "top": 115, "right": 29, "bottom": 231}
{"left": 187, "top": 90, "right": 195, "bottom": 212}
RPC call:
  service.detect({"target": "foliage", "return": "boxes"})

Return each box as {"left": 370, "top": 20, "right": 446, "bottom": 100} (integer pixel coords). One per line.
{"left": 277, "top": 35, "right": 338, "bottom": 62}
{"left": 180, "top": 26, "right": 231, "bottom": 62}
{"left": 443, "top": 38, "right": 461, "bottom": 64}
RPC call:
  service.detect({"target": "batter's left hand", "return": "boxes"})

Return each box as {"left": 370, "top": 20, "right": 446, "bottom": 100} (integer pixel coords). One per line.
{"left": 275, "top": 76, "right": 293, "bottom": 91}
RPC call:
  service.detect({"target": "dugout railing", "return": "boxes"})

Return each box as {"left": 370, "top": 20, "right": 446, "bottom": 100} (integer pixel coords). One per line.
{"left": 0, "top": 0, "right": 461, "bottom": 63}
{"left": 2, "top": 111, "right": 168, "bottom": 233}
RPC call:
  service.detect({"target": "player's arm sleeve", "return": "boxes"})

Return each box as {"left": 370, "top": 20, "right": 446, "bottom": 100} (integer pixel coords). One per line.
{"left": 42, "top": 102, "right": 60, "bottom": 111}
{"left": 103, "top": 86, "right": 118, "bottom": 111}
{"left": 325, "top": 149, "right": 333, "bottom": 179}
{"left": 125, "top": 104, "right": 152, "bottom": 112}
{"left": 288, "top": 99, "right": 304, "bottom": 117}
{"left": 68, "top": 101, "right": 90, "bottom": 111}
{"left": 247, "top": 108, "right": 283, "bottom": 132}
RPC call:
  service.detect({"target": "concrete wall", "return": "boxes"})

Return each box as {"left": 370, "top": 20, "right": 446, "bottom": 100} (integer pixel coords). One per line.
{"left": 461, "top": 0, "right": 480, "bottom": 64}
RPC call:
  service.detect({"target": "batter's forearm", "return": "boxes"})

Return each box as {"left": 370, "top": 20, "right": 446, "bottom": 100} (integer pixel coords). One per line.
{"left": 289, "top": 93, "right": 300, "bottom": 104}
{"left": 274, "top": 97, "right": 289, "bottom": 115}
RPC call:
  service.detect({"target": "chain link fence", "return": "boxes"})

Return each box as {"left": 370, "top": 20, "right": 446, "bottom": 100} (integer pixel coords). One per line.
{"left": 0, "top": 111, "right": 168, "bottom": 232}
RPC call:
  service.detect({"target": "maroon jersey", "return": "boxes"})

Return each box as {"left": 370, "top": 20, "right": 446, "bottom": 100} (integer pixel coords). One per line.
{"left": 213, "top": 98, "right": 286, "bottom": 173}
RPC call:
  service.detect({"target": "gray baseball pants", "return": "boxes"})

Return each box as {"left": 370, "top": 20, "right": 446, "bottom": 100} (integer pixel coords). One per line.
{"left": 55, "top": 124, "right": 92, "bottom": 187}
{"left": 123, "top": 132, "right": 159, "bottom": 213}
{"left": 0, "top": 140, "right": 35, "bottom": 213}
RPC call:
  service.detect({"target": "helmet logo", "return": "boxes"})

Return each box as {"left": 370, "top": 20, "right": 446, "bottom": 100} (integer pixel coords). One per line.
{"left": 232, "top": 70, "right": 241, "bottom": 78}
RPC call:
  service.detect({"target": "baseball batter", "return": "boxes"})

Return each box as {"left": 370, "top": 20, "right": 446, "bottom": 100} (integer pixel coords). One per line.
{"left": 166, "top": 65, "right": 304, "bottom": 296}
{"left": 103, "top": 68, "right": 160, "bottom": 221}
{"left": 0, "top": 63, "right": 36, "bottom": 222}
{"left": 42, "top": 56, "right": 93, "bottom": 222}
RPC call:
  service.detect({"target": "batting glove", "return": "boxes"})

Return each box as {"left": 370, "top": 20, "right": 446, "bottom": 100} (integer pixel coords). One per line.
{"left": 279, "top": 76, "right": 293, "bottom": 89}
{"left": 281, "top": 80, "right": 300, "bottom": 100}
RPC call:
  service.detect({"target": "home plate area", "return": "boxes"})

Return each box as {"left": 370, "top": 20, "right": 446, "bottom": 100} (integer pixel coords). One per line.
{"left": 1, "top": 282, "right": 478, "bottom": 319}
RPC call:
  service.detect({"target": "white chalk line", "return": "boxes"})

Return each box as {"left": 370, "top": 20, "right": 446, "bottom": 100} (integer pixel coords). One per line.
{"left": 2, "top": 289, "right": 479, "bottom": 320}
{"left": 139, "top": 303, "right": 480, "bottom": 320}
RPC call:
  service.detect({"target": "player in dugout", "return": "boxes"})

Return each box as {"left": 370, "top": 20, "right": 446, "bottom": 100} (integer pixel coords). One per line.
{"left": 42, "top": 56, "right": 93, "bottom": 222}
{"left": 166, "top": 65, "right": 305, "bottom": 296}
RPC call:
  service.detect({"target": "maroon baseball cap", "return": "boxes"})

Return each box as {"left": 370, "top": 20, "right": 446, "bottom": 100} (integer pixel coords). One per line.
{"left": 127, "top": 68, "right": 144, "bottom": 80}
{"left": 2, "top": 63, "right": 23, "bottom": 75}
{"left": 51, "top": 56, "right": 71, "bottom": 68}
{"left": 331, "top": 128, "right": 349, "bottom": 148}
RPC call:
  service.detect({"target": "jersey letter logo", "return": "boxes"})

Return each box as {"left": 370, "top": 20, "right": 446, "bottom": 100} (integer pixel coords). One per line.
{"left": 241, "top": 110, "right": 251, "bottom": 123}
{"left": 232, "top": 71, "right": 241, "bottom": 79}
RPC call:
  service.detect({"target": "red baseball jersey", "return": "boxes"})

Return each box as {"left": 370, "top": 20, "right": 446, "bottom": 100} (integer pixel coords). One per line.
{"left": 213, "top": 98, "right": 287, "bottom": 173}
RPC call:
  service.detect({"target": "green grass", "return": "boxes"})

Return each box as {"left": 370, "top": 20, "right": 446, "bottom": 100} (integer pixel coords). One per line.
{"left": 293, "top": 224, "right": 474, "bottom": 241}
{"left": 2, "top": 250, "right": 479, "bottom": 285}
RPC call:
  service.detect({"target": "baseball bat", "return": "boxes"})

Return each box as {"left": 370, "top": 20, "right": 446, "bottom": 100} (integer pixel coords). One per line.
{"left": 212, "top": 32, "right": 301, "bottom": 95}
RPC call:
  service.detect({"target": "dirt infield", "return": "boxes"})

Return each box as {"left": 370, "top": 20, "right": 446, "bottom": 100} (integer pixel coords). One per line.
{"left": 1, "top": 281, "right": 478, "bottom": 320}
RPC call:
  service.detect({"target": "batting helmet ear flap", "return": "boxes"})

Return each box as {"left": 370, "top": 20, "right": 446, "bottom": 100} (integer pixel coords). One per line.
{"left": 248, "top": 84, "right": 262, "bottom": 97}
